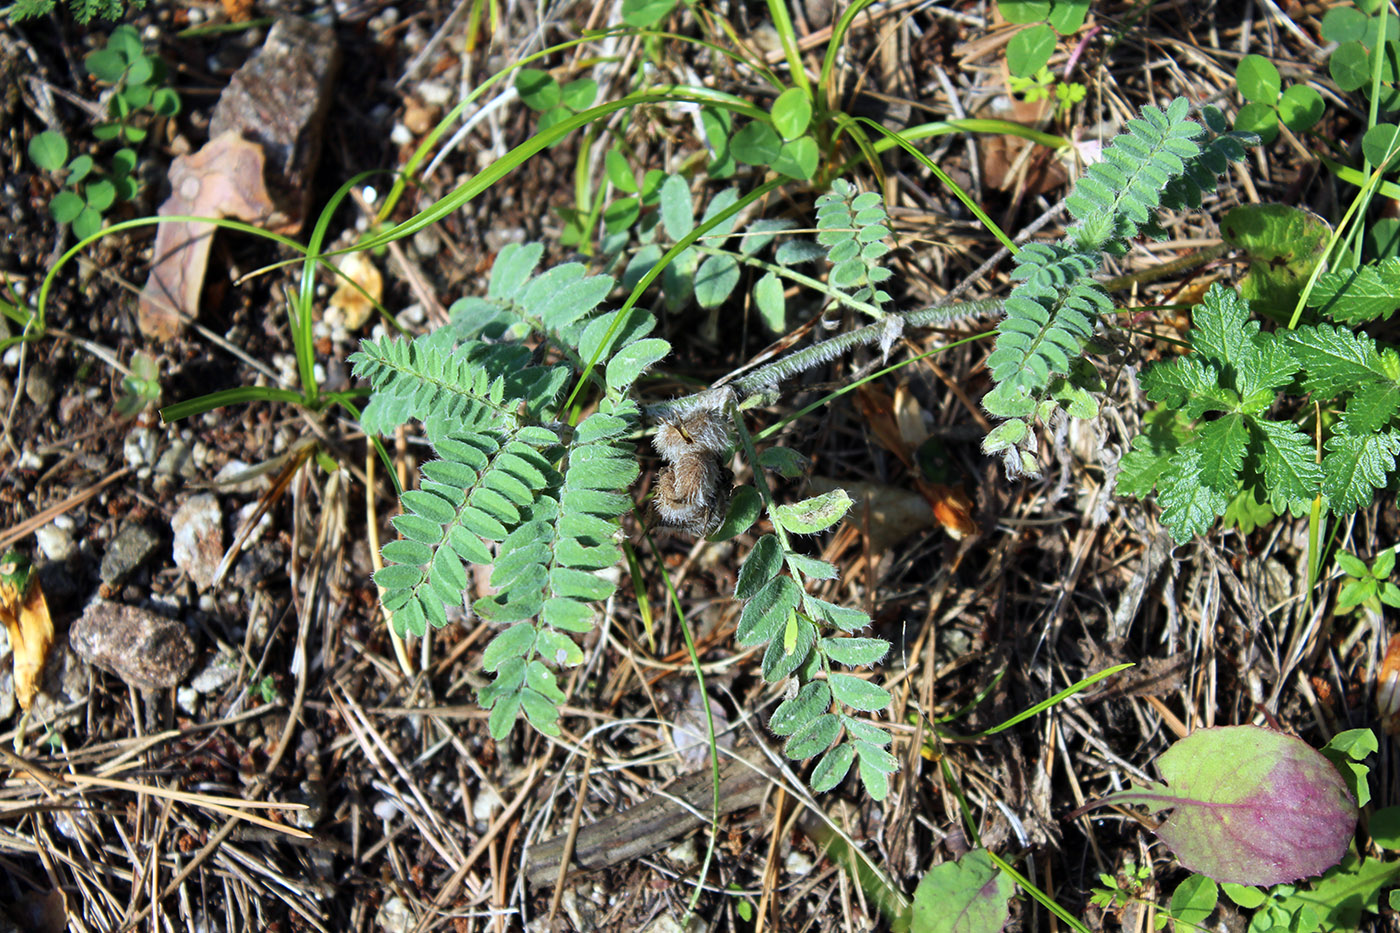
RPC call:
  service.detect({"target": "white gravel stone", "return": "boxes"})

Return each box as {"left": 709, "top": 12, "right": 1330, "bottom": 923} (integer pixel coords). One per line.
{"left": 35, "top": 523, "right": 75, "bottom": 561}
{"left": 172, "top": 494, "right": 223, "bottom": 591}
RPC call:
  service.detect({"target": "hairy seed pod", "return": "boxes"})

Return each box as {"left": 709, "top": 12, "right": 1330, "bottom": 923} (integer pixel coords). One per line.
{"left": 654, "top": 455, "right": 731, "bottom": 536}
{"left": 652, "top": 407, "right": 732, "bottom": 462}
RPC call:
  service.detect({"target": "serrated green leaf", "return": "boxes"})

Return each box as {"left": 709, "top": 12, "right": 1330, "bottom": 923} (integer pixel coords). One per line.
{"left": 1307, "top": 259, "right": 1400, "bottom": 324}
{"left": 1287, "top": 324, "right": 1390, "bottom": 397}
{"left": 1156, "top": 447, "right": 1232, "bottom": 543}
{"left": 1324, "top": 431, "right": 1400, "bottom": 513}
{"left": 1251, "top": 418, "right": 1322, "bottom": 505}
{"left": 1195, "top": 415, "right": 1249, "bottom": 490}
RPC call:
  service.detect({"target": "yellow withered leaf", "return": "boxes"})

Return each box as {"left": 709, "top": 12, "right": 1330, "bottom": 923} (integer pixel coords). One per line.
{"left": 0, "top": 551, "right": 53, "bottom": 711}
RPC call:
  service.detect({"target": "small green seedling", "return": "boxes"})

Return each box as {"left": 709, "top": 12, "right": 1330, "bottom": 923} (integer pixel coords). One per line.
{"left": 85, "top": 25, "right": 181, "bottom": 144}
{"left": 1322, "top": 0, "right": 1400, "bottom": 108}
{"left": 115, "top": 350, "right": 161, "bottom": 418}
{"left": 27, "top": 130, "right": 136, "bottom": 241}
{"left": 515, "top": 68, "right": 598, "bottom": 142}
{"left": 998, "top": 0, "right": 1090, "bottom": 78}
{"left": 26, "top": 26, "right": 179, "bottom": 240}
{"left": 1334, "top": 547, "right": 1400, "bottom": 615}
{"left": 1089, "top": 859, "right": 1154, "bottom": 913}
{"left": 1008, "top": 66, "right": 1087, "bottom": 116}
{"left": 1234, "top": 54, "right": 1324, "bottom": 144}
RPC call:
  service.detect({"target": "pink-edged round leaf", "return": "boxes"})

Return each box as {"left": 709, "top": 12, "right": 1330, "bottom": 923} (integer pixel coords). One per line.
{"left": 1102, "top": 725, "right": 1356, "bottom": 886}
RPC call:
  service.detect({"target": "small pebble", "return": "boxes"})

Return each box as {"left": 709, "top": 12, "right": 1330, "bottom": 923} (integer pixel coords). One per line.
{"left": 390, "top": 123, "right": 413, "bottom": 146}
{"left": 373, "top": 798, "right": 402, "bottom": 821}
{"left": 25, "top": 365, "right": 54, "bottom": 408}
{"left": 123, "top": 426, "right": 160, "bottom": 471}
{"left": 155, "top": 441, "right": 194, "bottom": 478}
{"left": 189, "top": 650, "right": 240, "bottom": 694}
{"left": 35, "top": 524, "right": 75, "bottom": 562}
{"left": 376, "top": 896, "right": 413, "bottom": 933}
{"left": 70, "top": 600, "right": 197, "bottom": 690}
{"left": 100, "top": 523, "right": 159, "bottom": 587}
{"left": 214, "top": 460, "right": 270, "bottom": 495}
{"left": 172, "top": 494, "right": 223, "bottom": 591}
{"left": 784, "top": 849, "right": 814, "bottom": 877}
{"left": 417, "top": 80, "right": 451, "bottom": 107}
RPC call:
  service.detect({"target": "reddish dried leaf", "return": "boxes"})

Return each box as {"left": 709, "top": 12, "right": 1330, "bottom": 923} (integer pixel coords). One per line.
{"left": 137, "top": 132, "right": 276, "bottom": 339}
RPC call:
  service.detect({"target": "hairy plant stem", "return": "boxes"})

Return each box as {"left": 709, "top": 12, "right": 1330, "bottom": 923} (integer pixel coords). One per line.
{"left": 649, "top": 296, "right": 1004, "bottom": 417}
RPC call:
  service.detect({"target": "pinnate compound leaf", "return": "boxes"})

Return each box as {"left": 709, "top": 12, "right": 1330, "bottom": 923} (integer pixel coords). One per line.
{"left": 1090, "top": 725, "right": 1357, "bottom": 886}
{"left": 908, "top": 849, "right": 1015, "bottom": 933}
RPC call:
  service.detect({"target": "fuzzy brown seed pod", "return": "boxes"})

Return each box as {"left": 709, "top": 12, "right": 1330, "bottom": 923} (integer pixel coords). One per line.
{"left": 655, "top": 454, "right": 731, "bottom": 536}
{"left": 652, "top": 407, "right": 731, "bottom": 462}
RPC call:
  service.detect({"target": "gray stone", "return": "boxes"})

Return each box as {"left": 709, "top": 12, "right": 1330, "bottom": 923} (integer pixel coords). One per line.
{"left": 100, "top": 523, "right": 159, "bottom": 587}
{"left": 155, "top": 440, "right": 194, "bottom": 478}
{"left": 189, "top": 650, "right": 239, "bottom": 694}
{"left": 24, "top": 364, "right": 54, "bottom": 408}
{"left": 69, "top": 600, "right": 196, "bottom": 690}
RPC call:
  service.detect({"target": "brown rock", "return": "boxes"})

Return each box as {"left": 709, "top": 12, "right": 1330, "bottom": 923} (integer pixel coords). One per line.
{"left": 209, "top": 17, "right": 340, "bottom": 235}
{"left": 70, "top": 601, "right": 196, "bottom": 690}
